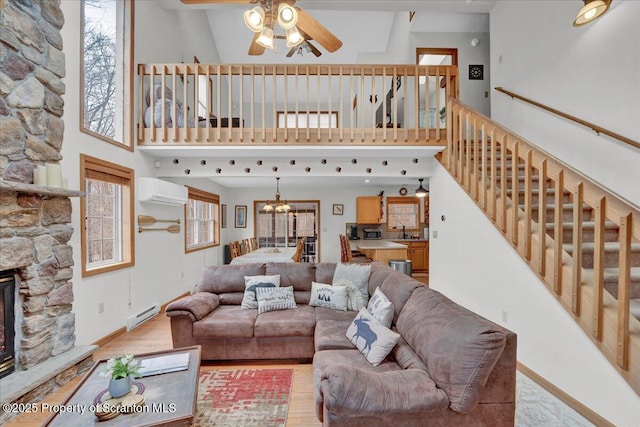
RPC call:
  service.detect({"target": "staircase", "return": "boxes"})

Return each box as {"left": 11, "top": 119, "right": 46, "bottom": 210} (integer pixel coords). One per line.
{"left": 439, "top": 98, "right": 640, "bottom": 395}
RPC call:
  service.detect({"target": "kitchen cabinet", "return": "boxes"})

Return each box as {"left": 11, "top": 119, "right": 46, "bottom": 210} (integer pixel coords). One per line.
{"left": 356, "top": 196, "right": 383, "bottom": 224}
{"left": 393, "top": 240, "right": 429, "bottom": 273}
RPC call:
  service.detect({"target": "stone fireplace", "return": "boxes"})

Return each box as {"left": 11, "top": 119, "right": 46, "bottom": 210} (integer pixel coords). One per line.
{"left": 0, "top": 0, "right": 95, "bottom": 421}
{"left": 0, "top": 270, "right": 16, "bottom": 379}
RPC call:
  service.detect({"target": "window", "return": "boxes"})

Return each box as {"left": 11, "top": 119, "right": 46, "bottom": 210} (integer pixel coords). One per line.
{"left": 80, "top": 154, "right": 134, "bottom": 277}
{"left": 185, "top": 187, "right": 220, "bottom": 253}
{"left": 386, "top": 197, "right": 420, "bottom": 231}
{"left": 81, "top": 0, "right": 134, "bottom": 149}
{"left": 277, "top": 112, "right": 338, "bottom": 128}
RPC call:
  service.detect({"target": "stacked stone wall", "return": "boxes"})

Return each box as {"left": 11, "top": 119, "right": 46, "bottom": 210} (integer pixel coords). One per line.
{"left": 0, "top": 0, "right": 75, "bottom": 370}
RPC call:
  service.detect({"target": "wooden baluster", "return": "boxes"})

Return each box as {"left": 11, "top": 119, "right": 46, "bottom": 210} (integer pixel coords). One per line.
{"left": 500, "top": 135, "right": 508, "bottom": 232}
{"left": 371, "top": 67, "right": 376, "bottom": 143}
{"left": 538, "top": 159, "right": 547, "bottom": 276}
{"left": 414, "top": 65, "right": 419, "bottom": 143}
{"left": 361, "top": 67, "right": 365, "bottom": 142}
{"left": 239, "top": 65, "right": 243, "bottom": 143}
{"left": 492, "top": 130, "right": 499, "bottom": 222}
{"left": 194, "top": 64, "right": 200, "bottom": 143}
{"left": 250, "top": 65, "right": 255, "bottom": 142}
{"left": 393, "top": 67, "right": 398, "bottom": 143}
{"left": 306, "top": 66, "right": 310, "bottom": 143}
{"left": 217, "top": 65, "right": 221, "bottom": 143}
{"left": 328, "top": 66, "right": 333, "bottom": 142}
{"left": 382, "top": 66, "right": 387, "bottom": 143}
{"left": 465, "top": 112, "right": 471, "bottom": 190}
{"left": 150, "top": 66, "right": 156, "bottom": 142}
{"left": 183, "top": 65, "right": 188, "bottom": 142}
{"left": 435, "top": 66, "right": 440, "bottom": 142}
{"left": 444, "top": 67, "right": 451, "bottom": 143}
{"left": 284, "top": 66, "right": 288, "bottom": 143}
{"left": 339, "top": 66, "right": 343, "bottom": 142}
{"left": 349, "top": 68, "right": 354, "bottom": 142}
{"left": 404, "top": 67, "right": 409, "bottom": 143}
{"left": 480, "top": 124, "right": 487, "bottom": 211}
{"left": 425, "top": 66, "right": 430, "bottom": 143}
{"left": 161, "top": 66, "right": 168, "bottom": 143}
{"left": 571, "top": 182, "right": 584, "bottom": 314}
{"left": 554, "top": 170, "right": 564, "bottom": 295}
{"left": 172, "top": 67, "right": 178, "bottom": 143}
{"left": 295, "top": 66, "right": 300, "bottom": 143}
{"left": 261, "top": 66, "right": 266, "bottom": 142}
{"left": 272, "top": 70, "right": 277, "bottom": 143}
{"left": 510, "top": 142, "right": 519, "bottom": 240}
{"left": 138, "top": 65, "right": 144, "bottom": 143}
{"left": 591, "top": 196, "right": 605, "bottom": 340}
{"left": 524, "top": 150, "right": 533, "bottom": 259}
{"left": 317, "top": 66, "right": 321, "bottom": 142}
{"left": 617, "top": 213, "right": 632, "bottom": 370}
{"left": 205, "top": 66, "right": 211, "bottom": 143}
{"left": 458, "top": 108, "right": 464, "bottom": 180}
{"left": 473, "top": 119, "right": 479, "bottom": 201}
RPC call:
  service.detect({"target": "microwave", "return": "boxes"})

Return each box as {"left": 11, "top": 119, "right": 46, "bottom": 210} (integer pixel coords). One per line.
{"left": 363, "top": 229, "right": 382, "bottom": 240}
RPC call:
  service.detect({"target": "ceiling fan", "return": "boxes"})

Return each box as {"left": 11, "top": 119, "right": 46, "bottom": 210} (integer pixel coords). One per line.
{"left": 180, "top": 0, "right": 343, "bottom": 56}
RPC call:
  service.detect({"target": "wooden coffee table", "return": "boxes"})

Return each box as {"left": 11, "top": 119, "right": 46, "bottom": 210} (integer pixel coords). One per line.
{"left": 45, "top": 346, "right": 201, "bottom": 427}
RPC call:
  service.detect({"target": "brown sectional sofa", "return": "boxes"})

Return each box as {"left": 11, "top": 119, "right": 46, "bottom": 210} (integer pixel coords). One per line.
{"left": 166, "top": 261, "right": 517, "bottom": 426}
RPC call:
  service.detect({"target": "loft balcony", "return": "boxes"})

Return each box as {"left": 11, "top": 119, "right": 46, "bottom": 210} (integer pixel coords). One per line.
{"left": 136, "top": 63, "right": 459, "bottom": 147}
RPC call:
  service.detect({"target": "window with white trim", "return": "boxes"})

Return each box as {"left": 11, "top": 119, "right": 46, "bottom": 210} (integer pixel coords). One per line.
{"left": 186, "top": 187, "right": 220, "bottom": 252}
{"left": 80, "top": 154, "right": 134, "bottom": 276}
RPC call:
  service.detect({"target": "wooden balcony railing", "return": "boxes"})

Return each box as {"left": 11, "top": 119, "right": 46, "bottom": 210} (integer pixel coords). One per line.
{"left": 441, "top": 98, "right": 640, "bottom": 394}
{"left": 137, "top": 64, "right": 458, "bottom": 146}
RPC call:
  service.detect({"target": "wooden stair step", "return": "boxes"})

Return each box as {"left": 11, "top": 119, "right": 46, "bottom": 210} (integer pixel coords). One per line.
{"left": 504, "top": 187, "right": 572, "bottom": 205}
{"left": 529, "top": 203, "right": 594, "bottom": 222}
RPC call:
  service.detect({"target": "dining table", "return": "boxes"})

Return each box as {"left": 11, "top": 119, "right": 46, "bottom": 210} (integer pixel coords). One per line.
{"left": 230, "top": 247, "right": 297, "bottom": 265}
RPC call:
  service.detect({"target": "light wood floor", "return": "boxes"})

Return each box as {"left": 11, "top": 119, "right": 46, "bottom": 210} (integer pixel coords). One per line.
{"left": 5, "top": 314, "right": 321, "bottom": 427}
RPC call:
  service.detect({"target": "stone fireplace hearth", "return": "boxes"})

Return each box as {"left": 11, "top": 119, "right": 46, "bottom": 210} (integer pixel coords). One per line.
{"left": 0, "top": 0, "right": 96, "bottom": 422}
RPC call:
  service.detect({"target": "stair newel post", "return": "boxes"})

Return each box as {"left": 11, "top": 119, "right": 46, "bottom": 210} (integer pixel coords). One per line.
{"left": 617, "top": 213, "right": 632, "bottom": 370}
{"left": 538, "top": 159, "right": 548, "bottom": 276}
{"left": 592, "top": 196, "right": 606, "bottom": 341}
{"left": 511, "top": 142, "right": 519, "bottom": 245}
{"left": 524, "top": 150, "right": 533, "bottom": 260}
{"left": 553, "top": 170, "right": 565, "bottom": 295}
{"left": 500, "top": 135, "right": 508, "bottom": 233}
{"left": 571, "top": 182, "right": 584, "bottom": 315}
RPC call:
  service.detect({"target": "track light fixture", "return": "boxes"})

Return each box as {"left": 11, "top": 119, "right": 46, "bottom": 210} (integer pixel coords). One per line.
{"left": 573, "top": 0, "right": 611, "bottom": 26}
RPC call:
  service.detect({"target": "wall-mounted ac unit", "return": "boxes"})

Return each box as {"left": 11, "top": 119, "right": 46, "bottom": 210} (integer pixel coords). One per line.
{"left": 138, "top": 177, "right": 187, "bottom": 206}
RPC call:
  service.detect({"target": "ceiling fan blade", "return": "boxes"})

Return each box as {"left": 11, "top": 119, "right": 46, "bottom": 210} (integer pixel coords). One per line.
{"left": 286, "top": 46, "right": 297, "bottom": 57}
{"left": 248, "top": 32, "right": 265, "bottom": 56}
{"left": 307, "top": 41, "right": 322, "bottom": 57}
{"left": 295, "top": 8, "right": 342, "bottom": 53}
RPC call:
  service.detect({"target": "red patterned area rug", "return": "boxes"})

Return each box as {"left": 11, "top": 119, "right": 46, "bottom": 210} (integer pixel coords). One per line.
{"left": 194, "top": 368, "right": 293, "bottom": 427}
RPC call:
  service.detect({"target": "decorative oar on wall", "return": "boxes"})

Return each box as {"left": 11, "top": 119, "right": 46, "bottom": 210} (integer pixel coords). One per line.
{"left": 137, "top": 215, "right": 181, "bottom": 233}
{"left": 138, "top": 224, "right": 181, "bottom": 234}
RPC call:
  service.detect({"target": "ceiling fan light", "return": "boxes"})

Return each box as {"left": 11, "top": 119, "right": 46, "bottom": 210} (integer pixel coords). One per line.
{"left": 244, "top": 6, "right": 265, "bottom": 32}
{"left": 256, "top": 26, "right": 275, "bottom": 49}
{"left": 573, "top": 0, "right": 610, "bottom": 26}
{"left": 286, "top": 27, "right": 304, "bottom": 47}
{"left": 277, "top": 3, "right": 298, "bottom": 29}
{"left": 415, "top": 178, "right": 428, "bottom": 198}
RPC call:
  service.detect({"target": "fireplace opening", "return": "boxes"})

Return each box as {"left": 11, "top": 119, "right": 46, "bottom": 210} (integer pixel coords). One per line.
{"left": 0, "top": 270, "right": 16, "bottom": 379}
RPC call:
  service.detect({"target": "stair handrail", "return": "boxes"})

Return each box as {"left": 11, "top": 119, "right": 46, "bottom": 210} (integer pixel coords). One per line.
{"left": 494, "top": 87, "right": 640, "bottom": 150}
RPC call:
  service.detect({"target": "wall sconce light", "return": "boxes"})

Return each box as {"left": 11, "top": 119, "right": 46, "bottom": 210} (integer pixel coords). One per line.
{"left": 573, "top": 0, "right": 611, "bottom": 26}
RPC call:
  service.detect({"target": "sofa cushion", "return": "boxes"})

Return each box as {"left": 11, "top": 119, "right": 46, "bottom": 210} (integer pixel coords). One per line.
{"left": 256, "top": 286, "right": 297, "bottom": 314}
{"left": 241, "top": 275, "right": 280, "bottom": 309}
{"left": 193, "top": 306, "right": 257, "bottom": 338}
{"left": 254, "top": 304, "right": 316, "bottom": 338}
{"left": 332, "top": 263, "right": 371, "bottom": 307}
{"left": 367, "top": 261, "right": 397, "bottom": 296}
{"left": 197, "top": 263, "right": 266, "bottom": 293}
{"left": 217, "top": 292, "right": 244, "bottom": 305}
{"left": 346, "top": 308, "right": 401, "bottom": 366}
{"left": 315, "top": 319, "right": 356, "bottom": 351}
{"left": 390, "top": 335, "right": 428, "bottom": 371}
{"left": 309, "top": 282, "right": 348, "bottom": 311}
{"left": 294, "top": 291, "right": 311, "bottom": 304}
{"left": 380, "top": 270, "right": 423, "bottom": 323}
{"left": 266, "top": 262, "right": 315, "bottom": 291}
{"left": 367, "top": 287, "right": 394, "bottom": 328}
{"left": 396, "top": 287, "right": 507, "bottom": 414}
{"left": 315, "top": 262, "right": 337, "bottom": 285}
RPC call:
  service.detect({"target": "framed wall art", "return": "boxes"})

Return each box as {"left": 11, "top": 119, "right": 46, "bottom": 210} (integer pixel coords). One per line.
{"left": 235, "top": 205, "right": 247, "bottom": 228}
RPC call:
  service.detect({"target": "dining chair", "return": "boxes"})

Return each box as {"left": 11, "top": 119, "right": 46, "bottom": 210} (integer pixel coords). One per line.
{"left": 250, "top": 237, "right": 258, "bottom": 251}
{"left": 292, "top": 237, "right": 305, "bottom": 262}
{"left": 240, "top": 239, "right": 250, "bottom": 255}
{"left": 229, "top": 241, "right": 241, "bottom": 259}
{"left": 340, "top": 234, "right": 372, "bottom": 264}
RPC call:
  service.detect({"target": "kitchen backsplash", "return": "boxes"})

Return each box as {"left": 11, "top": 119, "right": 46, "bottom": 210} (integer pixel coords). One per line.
{"left": 345, "top": 223, "right": 428, "bottom": 240}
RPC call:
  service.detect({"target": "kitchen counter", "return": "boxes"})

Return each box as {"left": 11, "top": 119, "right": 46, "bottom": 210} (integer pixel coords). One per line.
{"left": 350, "top": 239, "right": 408, "bottom": 264}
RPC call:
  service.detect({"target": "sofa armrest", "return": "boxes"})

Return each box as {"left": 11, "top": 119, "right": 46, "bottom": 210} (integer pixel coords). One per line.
{"left": 320, "top": 364, "right": 449, "bottom": 416}
{"left": 165, "top": 292, "right": 219, "bottom": 321}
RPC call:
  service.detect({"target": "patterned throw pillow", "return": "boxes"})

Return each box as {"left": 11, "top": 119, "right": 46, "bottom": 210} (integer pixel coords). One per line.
{"left": 332, "top": 263, "right": 371, "bottom": 309}
{"left": 256, "top": 286, "right": 297, "bottom": 314}
{"left": 241, "top": 275, "right": 280, "bottom": 309}
{"left": 309, "top": 282, "right": 348, "bottom": 311}
{"left": 346, "top": 308, "right": 400, "bottom": 366}
{"left": 367, "top": 287, "right": 394, "bottom": 328}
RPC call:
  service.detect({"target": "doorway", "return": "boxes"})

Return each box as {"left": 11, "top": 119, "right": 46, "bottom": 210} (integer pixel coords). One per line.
{"left": 416, "top": 48, "right": 458, "bottom": 128}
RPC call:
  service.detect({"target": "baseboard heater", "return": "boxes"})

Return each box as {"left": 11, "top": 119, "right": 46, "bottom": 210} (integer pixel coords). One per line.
{"left": 126, "top": 303, "right": 160, "bottom": 331}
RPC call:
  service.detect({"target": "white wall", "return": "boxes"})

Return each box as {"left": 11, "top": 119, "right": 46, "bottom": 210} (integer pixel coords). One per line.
{"left": 429, "top": 163, "right": 640, "bottom": 425}
{"left": 491, "top": 0, "right": 640, "bottom": 205}
{"left": 59, "top": 0, "right": 226, "bottom": 344}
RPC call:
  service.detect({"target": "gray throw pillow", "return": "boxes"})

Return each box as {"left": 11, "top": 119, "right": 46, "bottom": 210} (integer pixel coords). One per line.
{"left": 367, "top": 287, "right": 394, "bottom": 328}
{"left": 346, "top": 308, "right": 400, "bottom": 366}
{"left": 309, "top": 282, "right": 348, "bottom": 311}
{"left": 256, "top": 286, "right": 297, "bottom": 314}
{"left": 241, "top": 275, "right": 280, "bottom": 309}
{"left": 332, "top": 263, "right": 371, "bottom": 308}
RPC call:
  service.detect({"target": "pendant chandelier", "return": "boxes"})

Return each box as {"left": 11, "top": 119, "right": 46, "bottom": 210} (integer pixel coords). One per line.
{"left": 264, "top": 177, "right": 291, "bottom": 212}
